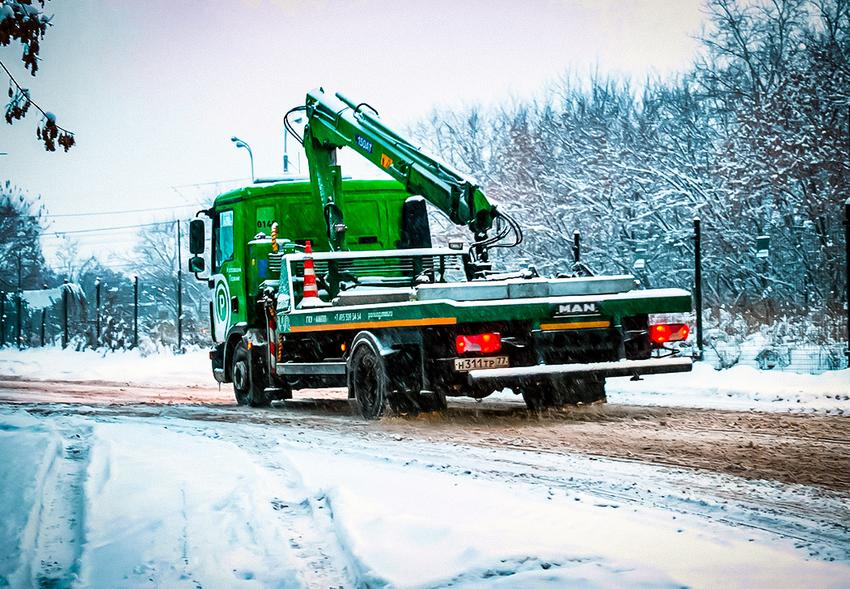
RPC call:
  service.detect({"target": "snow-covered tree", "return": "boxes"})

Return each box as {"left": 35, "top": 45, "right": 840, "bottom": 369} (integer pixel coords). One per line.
{"left": 0, "top": 181, "right": 53, "bottom": 291}
{"left": 410, "top": 0, "right": 849, "bottom": 346}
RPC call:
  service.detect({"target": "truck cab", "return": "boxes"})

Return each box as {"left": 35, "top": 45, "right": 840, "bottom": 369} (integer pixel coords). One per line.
{"left": 198, "top": 178, "right": 415, "bottom": 385}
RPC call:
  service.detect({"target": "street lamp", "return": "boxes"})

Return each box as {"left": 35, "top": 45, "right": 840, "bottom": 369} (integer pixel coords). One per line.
{"left": 284, "top": 116, "right": 303, "bottom": 174}
{"left": 230, "top": 136, "right": 254, "bottom": 182}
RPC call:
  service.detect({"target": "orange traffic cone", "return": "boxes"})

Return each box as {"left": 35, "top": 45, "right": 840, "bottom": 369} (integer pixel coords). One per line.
{"left": 299, "top": 240, "right": 328, "bottom": 308}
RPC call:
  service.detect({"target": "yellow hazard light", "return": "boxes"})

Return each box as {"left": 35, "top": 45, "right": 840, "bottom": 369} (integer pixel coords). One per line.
{"left": 340, "top": 342, "right": 347, "bottom": 352}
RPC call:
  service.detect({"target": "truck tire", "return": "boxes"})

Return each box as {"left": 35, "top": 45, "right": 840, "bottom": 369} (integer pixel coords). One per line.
{"left": 232, "top": 341, "right": 271, "bottom": 407}
{"left": 520, "top": 378, "right": 562, "bottom": 411}
{"left": 348, "top": 334, "right": 391, "bottom": 419}
{"left": 521, "top": 377, "right": 605, "bottom": 410}
{"left": 418, "top": 389, "right": 448, "bottom": 413}
{"left": 521, "top": 388, "right": 546, "bottom": 411}
{"left": 576, "top": 378, "right": 606, "bottom": 404}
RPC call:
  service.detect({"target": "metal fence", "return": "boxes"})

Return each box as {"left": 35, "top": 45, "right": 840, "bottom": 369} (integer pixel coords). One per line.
{"left": 0, "top": 279, "right": 846, "bottom": 373}
{"left": 0, "top": 275, "right": 209, "bottom": 353}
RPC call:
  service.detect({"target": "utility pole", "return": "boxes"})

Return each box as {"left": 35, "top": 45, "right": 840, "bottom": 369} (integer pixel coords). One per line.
{"left": 845, "top": 198, "right": 849, "bottom": 362}
{"left": 15, "top": 253, "right": 22, "bottom": 349}
{"left": 694, "top": 218, "right": 704, "bottom": 361}
{"left": 176, "top": 221, "right": 184, "bottom": 353}
{"left": 133, "top": 275, "right": 139, "bottom": 349}
{"left": 95, "top": 277, "right": 102, "bottom": 347}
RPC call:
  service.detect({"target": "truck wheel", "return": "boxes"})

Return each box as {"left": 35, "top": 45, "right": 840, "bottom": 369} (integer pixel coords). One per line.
{"left": 232, "top": 341, "right": 271, "bottom": 407}
{"left": 521, "top": 378, "right": 580, "bottom": 410}
{"left": 521, "top": 389, "right": 546, "bottom": 411}
{"left": 520, "top": 378, "right": 557, "bottom": 410}
{"left": 576, "top": 378, "right": 606, "bottom": 404}
{"left": 348, "top": 335, "right": 391, "bottom": 419}
{"left": 418, "top": 389, "right": 448, "bottom": 413}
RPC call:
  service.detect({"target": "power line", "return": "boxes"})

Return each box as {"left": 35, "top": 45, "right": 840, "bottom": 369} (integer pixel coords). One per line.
{"left": 47, "top": 202, "right": 204, "bottom": 218}
{"left": 172, "top": 177, "right": 249, "bottom": 189}
{"left": 42, "top": 220, "right": 179, "bottom": 237}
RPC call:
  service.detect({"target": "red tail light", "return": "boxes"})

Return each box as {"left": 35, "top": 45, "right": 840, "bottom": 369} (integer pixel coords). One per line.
{"left": 649, "top": 323, "right": 690, "bottom": 345}
{"left": 456, "top": 332, "right": 501, "bottom": 354}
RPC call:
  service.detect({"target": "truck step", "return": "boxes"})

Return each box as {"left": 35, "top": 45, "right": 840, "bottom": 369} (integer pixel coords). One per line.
{"left": 278, "top": 362, "right": 346, "bottom": 376}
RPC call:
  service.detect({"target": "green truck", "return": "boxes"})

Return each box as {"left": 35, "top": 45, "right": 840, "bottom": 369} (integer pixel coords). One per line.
{"left": 188, "top": 88, "right": 692, "bottom": 418}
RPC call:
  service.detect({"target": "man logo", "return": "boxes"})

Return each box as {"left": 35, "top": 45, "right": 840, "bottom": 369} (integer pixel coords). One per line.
{"left": 557, "top": 302, "right": 597, "bottom": 315}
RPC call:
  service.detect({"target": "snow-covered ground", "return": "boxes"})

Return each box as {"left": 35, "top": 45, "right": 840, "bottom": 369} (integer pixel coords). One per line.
{"left": 1, "top": 407, "right": 848, "bottom": 588}
{"left": 1, "top": 347, "right": 847, "bottom": 414}
{"left": 0, "top": 347, "right": 209, "bottom": 387}
{"left": 1, "top": 348, "right": 849, "bottom": 586}
{"left": 606, "top": 362, "right": 850, "bottom": 414}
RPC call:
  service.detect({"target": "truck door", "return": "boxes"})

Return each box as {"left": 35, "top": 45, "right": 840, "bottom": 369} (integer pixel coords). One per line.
{"left": 211, "top": 209, "right": 244, "bottom": 341}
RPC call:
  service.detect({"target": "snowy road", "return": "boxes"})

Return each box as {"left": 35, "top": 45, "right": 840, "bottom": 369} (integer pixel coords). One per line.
{"left": 1, "top": 376, "right": 849, "bottom": 588}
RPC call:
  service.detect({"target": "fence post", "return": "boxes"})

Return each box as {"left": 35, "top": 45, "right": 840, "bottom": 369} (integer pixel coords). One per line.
{"left": 133, "top": 275, "right": 139, "bottom": 349}
{"left": 62, "top": 279, "right": 69, "bottom": 349}
{"left": 176, "top": 221, "right": 183, "bottom": 353}
{"left": 0, "top": 290, "right": 5, "bottom": 347}
{"left": 95, "top": 277, "right": 102, "bottom": 347}
{"left": 15, "top": 254, "right": 22, "bottom": 349}
{"left": 694, "top": 218, "right": 704, "bottom": 361}
{"left": 572, "top": 230, "right": 581, "bottom": 267}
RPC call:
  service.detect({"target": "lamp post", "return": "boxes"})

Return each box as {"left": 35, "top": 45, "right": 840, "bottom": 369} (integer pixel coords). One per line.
{"left": 230, "top": 136, "right": 254, "bottom": 182}
{"left": 283, "top": 116, "right": 303, "bottom": 174}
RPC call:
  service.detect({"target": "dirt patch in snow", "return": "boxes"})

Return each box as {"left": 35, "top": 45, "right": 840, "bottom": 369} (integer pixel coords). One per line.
{"left": 0, "top": 377, "right": 232, "bottom": 405}
{"left": 378, "top": 402, "right": 850, "bottom": 492}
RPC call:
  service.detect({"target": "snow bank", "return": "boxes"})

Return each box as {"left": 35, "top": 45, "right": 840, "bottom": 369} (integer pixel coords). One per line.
{"left": 606, "top": 361, "right": 850, "bottom": 414}
{"left": 0, "top": 347, "right": 209, "bottom": 387}
{"left": 0, "top": 411, "right": 61, "bottom": 587}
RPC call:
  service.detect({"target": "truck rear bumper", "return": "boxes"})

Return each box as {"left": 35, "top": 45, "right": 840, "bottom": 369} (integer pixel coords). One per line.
{"left": 466, "top": 357, "right": 692, "bottom": 385}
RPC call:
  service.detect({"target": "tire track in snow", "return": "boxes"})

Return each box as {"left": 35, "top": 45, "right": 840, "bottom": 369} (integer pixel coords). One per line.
{"left": 243, "top": 423, "right": 850, "bottom": 564}
{"left": 28, "top": 422, "right": 91, "bottom": 589}
{"left": 196, "top": 427, "right": 357, "bottom": 588}
{"left": 268, "top": 494, "right": 354, "bottom": 588}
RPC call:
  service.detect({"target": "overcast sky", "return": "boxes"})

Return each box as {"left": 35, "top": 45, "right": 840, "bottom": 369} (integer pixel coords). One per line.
{"left": 1, "top": 0, "right": 704, "bottom": 262}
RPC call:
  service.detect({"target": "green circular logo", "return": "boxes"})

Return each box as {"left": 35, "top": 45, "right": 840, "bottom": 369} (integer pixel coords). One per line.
{"left": 214, "top": 278, "right": 230, "bottom": 327}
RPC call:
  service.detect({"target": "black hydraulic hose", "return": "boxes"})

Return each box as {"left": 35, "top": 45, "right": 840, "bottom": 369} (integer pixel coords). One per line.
{"left": 353, "top": 102, "right": 380, "bottom": 117}
{"left": 284, "top": 105, "right": 307, "bottom": 146}
{"left": 468, "top": 209, "right": 523, "bottom": 261}
{"left": 490, "top": 210, "right": 523, "bottom": 249}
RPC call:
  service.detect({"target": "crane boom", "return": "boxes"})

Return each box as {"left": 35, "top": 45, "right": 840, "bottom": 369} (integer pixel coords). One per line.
{"left": 298, "top": 88, "right": 501, "bottom": 256}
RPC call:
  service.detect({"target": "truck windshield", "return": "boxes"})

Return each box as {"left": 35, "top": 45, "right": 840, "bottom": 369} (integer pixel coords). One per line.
{"left": 215, "top": 210, "right": 234, "bottom": 268}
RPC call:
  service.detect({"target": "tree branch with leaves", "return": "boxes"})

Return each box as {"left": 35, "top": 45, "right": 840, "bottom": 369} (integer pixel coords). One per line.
{"left": 1, "top": 0, "right": 75, "bottom": 151}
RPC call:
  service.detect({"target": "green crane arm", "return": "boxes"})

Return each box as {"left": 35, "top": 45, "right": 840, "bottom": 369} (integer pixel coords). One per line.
{"left": 299, "top": 88, "right": 499, "bottom": 253}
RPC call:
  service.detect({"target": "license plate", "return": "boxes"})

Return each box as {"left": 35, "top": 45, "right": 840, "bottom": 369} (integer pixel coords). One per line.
{"left": 454, "top": 356, "right": 509, "bottom": 372}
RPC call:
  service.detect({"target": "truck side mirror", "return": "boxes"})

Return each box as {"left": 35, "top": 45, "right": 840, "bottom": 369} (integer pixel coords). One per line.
{"left": 188, "top": 255, "right": 205, "bottom": 274}
{"left": 189, "top": 219, "right": 206, "bottom": 254}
